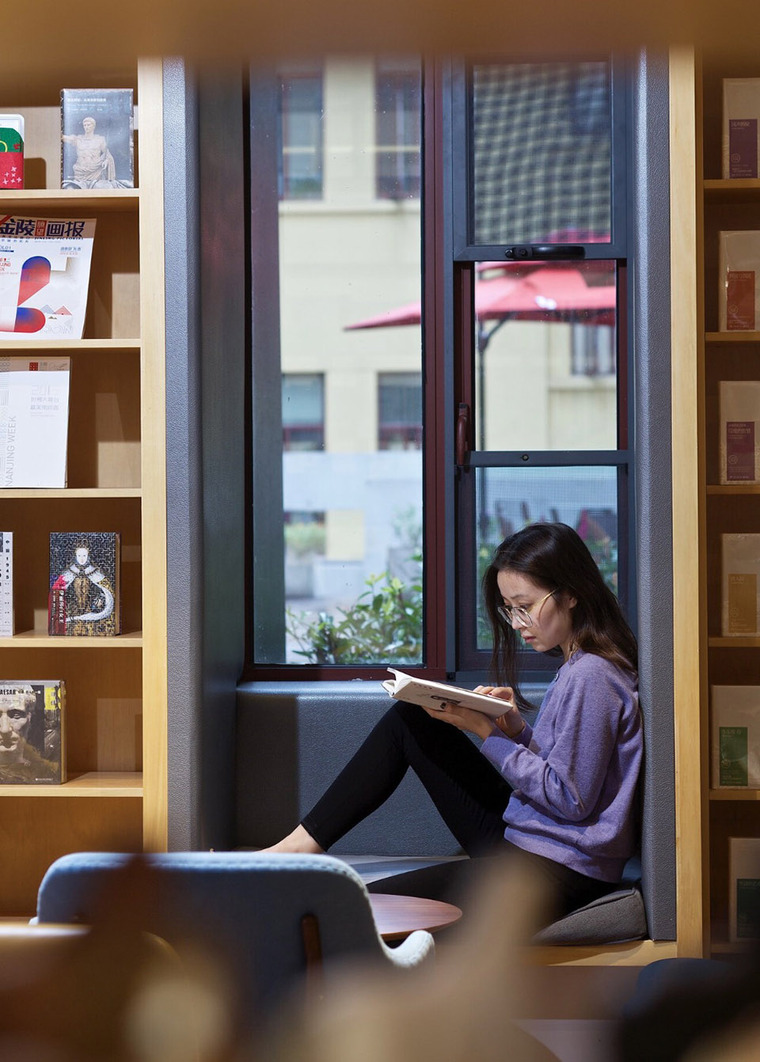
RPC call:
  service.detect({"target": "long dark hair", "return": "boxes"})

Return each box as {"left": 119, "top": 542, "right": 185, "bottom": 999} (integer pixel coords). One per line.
{"left": 482, "top": 522, "right": 637, "bottom": 699}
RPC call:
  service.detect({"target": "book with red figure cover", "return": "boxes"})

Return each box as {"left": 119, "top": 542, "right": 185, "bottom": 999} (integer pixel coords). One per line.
{"left": 48, "top": 532, "right": 121, "bottom": 637}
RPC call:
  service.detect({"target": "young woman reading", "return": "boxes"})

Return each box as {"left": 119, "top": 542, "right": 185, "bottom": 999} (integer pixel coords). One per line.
{"left": 266, "top": 522, "right": 642, "bottom": 919}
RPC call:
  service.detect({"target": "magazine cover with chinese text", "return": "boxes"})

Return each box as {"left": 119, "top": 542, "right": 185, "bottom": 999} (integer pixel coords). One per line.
{"left": 0, "top": 216, "right": 95, "bottom": 339}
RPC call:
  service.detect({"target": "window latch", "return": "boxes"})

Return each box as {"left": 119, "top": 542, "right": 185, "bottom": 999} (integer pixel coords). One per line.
{"left": 456, "top": 403, "right": 470, "bottom": 467}
{"left": 504, "top": 245, "right": 586, "bottom": 261}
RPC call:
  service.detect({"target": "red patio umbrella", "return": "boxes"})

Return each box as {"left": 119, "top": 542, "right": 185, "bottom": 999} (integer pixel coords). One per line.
{"left": 345, "top": 260, "right": 616, "bottom": 331}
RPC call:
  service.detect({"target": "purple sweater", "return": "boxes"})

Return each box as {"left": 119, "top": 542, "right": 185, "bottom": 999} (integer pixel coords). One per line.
{"left": 479, "top": 650, "right": 642, "bottom": 882}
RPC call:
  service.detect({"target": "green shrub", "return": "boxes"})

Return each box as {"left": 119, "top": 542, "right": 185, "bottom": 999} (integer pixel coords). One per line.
{"left": 286, "top": 568, "right": 423, "bottom": 665}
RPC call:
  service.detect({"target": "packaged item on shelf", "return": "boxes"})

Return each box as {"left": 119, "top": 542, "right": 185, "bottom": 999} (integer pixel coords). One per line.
{"left": 723, "top": 78, "right": 760, "bottom": 178}
{"left": 0, "top": 680, "right": 65, "bottom": 785}
{"left": 719, "top": 230, "right": 760, "bottom": 331}
{"left": 729, "top": 836, "right": 760, "bottom": 942}
{"left": 719, "top": 380, "right": 760, "bottom": 484}
{"left": 0, "top": 114, "right": 23, "bottom": 188}
{"left": 0, "top": 357, "right": 71, "bottom": 488}
{"left": 722, "top": 533, "right": 760, "bottom": 635}
{"left": 711, "top": 685, "right": 760, "bottom": 787}
{"left": 61, "top": 88, "right": 134, "bottom": 189}
{"left": 0, "top": 532, "right": 12, "bottom": 636}
{"left": 48, "top": 532, "right": 121, "bottom": 637}
{"left": 0, "top": 216, "right": 96, "bottom": 340}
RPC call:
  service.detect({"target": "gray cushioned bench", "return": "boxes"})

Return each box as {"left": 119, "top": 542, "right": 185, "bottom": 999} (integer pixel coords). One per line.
{"left": 236, "top": 681, "right": 648, "bottom": 946}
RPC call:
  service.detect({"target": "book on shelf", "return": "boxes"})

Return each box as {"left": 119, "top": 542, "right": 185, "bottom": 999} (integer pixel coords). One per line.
{"left": 382, "top": 668, "right": 514, "bottom": 719}
{"left": 0, "top": 680, "right": 65, "bottom": 785}
{"left": 48, "top": 532, "right": 121, "bottom": 637}
{"left": 0, "top": 113, "right": 23, "bottom": 189}
{"left": 718, "top": 230, "right": 760, "bottom": 331}
{"left": 0, "top": 356, "right": 71, "bottom": 488}
{"left": 0, "top": 215, "right": 96, "bottom": 340}
{"left": 723, "top": 78, "right": 760, "bottom": 179}
{"left": 0, "top": 532, "right": 12, "bottom": 636}
{"left": 722, "top": 533, "right": 760, "bottom": 636}
{"left": 711, "top": 686, "right": 760, "bottom": 787}
{"left": 61, "top": 88, "right": 134, "bottom": 189}
{"left": 719, "top": 380, "right": 760, "bottom": 484}
{"left": 729, "top": 837, "right": 760, "bottom": 942}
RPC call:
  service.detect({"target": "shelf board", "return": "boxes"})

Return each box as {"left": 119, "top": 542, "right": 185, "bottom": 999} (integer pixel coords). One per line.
{"left": 710, "top": 789, "right": 760, "bottom": 800}
{"left": 0, "top": 631, "right": 143, "bottom": 648}
{"left": 711, "top": 940, "right": 756, "bottom": 955}
{"left": 0, "top": 189, "right": 139, "bottom": 212}
{"left": 0, "top": 487, "right": 141, "bottom": 499}
{"left": 707, "top": 484, "right": 760, "bottom": 495}
{"left": 708, "top": 636, "right": 760, "bottom": 648}
{"left": 0, "top": 339, "right": 139, "bottom": 351}
{"left": 705, "top": 331, "right": 760, "bottom": 343}
{"left": 0, "top": 772, "right": 142, "bottom": 798}
{"left": 704, "top": 178, "right": 760, "bottom": 203}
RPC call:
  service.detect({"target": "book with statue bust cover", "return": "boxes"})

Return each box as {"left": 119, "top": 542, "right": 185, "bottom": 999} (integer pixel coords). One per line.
{"left": 48, "top": 532, "right": 121, "bottom": 637}
{"left": 61, "top": 89, "right": 134, "bottom": 189}
{"left": 0, "top": 680, "right": 66, "bottom": 785}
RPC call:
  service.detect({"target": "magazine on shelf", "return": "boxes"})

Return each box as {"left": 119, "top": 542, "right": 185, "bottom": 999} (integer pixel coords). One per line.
{"left": 0, "top": 216, "right": 96, "bottom": 340}
{"left": 719, "top": 230, "right": 760, "bottom": 331}
{"left": 48, "top": 532, "right": 121, "bottom": 637}
{"left": 729, "top": 837, "right": 760, "bottom": 942}
{"left": 382, "top": 668, "right": 514, "bottom": 719}
{"left": 0, "top": 114, "right": 23, "bottom": 188}
{"left": 711, "top": 685, "right": 760, "bottom": 788}
{"left": 0, "top": 356, "right": 71, "bottom": 488}
{"left": 0, "top": 679, "right": 65, "bottom": 785}
{"left": 0, "top": 532, "right": 12, "bottom": 636}
{"left": 61, "top": 88, "right": 134, "bottom": 189}
{"left": 722, "top": 533, "right": 760, "bottom": 636}
{"left": 723, "top": 78, "right": 760, "bottom": 179}
{"left": 720, "top": 380, "right": 760, "bottom": 484}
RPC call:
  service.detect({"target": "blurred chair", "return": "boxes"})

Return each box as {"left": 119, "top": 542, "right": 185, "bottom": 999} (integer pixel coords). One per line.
{"left": 35, "top": 851, "right": 435, "bottom": 1029}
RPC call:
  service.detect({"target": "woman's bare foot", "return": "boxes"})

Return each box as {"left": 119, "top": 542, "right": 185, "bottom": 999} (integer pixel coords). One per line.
{"left": 261, "top": 824, "right": 325, "bottom": 854}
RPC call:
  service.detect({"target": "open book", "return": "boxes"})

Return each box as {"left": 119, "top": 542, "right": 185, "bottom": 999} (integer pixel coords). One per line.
{"left": 382, "top": 668, "right": 513, "bottom": 719}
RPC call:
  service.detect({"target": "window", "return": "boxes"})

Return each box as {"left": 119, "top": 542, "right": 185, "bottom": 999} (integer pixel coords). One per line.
{"left": 455, "top": 57, "right": 631, "bottom": 675}
{"left": 249, "top": 54, "right": 633, "bottom": 681}
{"left": 375, "top": 58, "right": 422, "bottom": 200}
{"left": 378, "top": 372, "right": 422, "bottom": 450}
{"left": 252, "top": 56, "right": 423, "bottom": 669}
{"left": 282, "top": 374, "right": 324, "bottom": 451}
{"left": 278, "top": 65, "right": 323, "bottom": 199}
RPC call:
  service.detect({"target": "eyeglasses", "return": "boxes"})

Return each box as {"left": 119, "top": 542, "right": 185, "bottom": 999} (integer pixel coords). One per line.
{"left": 497, "top": 590, "right": 557, "bottom": 629}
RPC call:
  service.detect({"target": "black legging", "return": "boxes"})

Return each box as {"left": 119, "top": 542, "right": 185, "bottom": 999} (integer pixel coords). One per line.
{"left": 301, "top": 700, "right": 619, "bottom": 918}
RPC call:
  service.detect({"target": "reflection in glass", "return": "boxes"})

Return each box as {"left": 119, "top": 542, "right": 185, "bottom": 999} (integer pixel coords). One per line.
{"left": 277, "top": 57, "right": 423, "bottom": 665}
{"left": 472, "top": 60, "right": 612, "bottom": 246}
{"left": 473, "top": 260, "right": 617, "bottom": 451}
{"left": 475, "top": 466, "right": 619, "bottom": 651}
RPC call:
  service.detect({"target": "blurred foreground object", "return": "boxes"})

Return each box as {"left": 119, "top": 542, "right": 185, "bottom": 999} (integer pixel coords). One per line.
{"left": 266, "top": 854, "right": 559, "bottom": 1062}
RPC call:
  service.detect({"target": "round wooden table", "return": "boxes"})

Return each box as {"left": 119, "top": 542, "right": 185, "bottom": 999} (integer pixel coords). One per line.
{"left": 368, "top": 893, "right": 463, "bottom": 941}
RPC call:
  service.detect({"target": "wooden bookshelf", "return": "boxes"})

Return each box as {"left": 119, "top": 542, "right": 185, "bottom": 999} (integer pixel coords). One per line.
{"left": 0, "top": 59, "right": 167, "bottom": 915}
{"left": 672, "top": 49, "right": 760, "bottom": 955}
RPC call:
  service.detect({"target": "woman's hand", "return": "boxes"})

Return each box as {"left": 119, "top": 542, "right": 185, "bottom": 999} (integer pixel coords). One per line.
{"left": 421, "top": 685, "right": 524, "bottom": 741}
{"left": 473, "top": 685, "right": 526, "bottom": 739}
{"left": 420, "top": 702, "right": 495, "bottom": 740}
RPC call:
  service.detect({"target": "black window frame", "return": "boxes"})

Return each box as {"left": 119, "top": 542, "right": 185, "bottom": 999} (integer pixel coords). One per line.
{"left": 245, "top": 54, "right": 636, "bottom": 684}
{"left": 444, "top": 55, "right": 635, "bottom": 683}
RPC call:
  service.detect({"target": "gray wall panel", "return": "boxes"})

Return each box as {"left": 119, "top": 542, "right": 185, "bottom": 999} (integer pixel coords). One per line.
{"left": 633, "top": 49, "right": 676, "bottom": 939}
